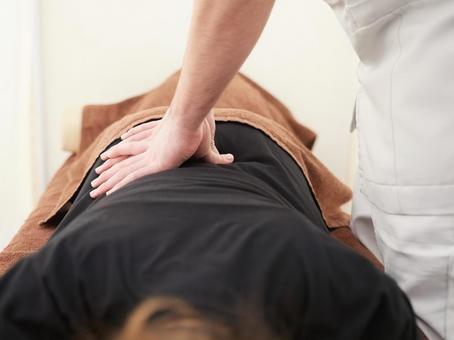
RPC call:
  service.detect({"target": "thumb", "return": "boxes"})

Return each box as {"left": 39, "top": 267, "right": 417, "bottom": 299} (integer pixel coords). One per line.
{"left": 204, "top": 148, "right": 234, "bottom": 165}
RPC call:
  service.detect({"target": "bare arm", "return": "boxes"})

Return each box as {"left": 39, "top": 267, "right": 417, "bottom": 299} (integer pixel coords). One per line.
{"left": 90, "top": 0, "right": 275, "bottom": 197}
{"left": 168, "top": 0, "right": 276, "bottom": 129}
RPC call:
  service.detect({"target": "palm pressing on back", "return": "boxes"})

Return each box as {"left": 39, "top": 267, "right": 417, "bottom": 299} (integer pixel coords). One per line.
{"left": 89, "top": 111, "right": 234, "bottom": 198}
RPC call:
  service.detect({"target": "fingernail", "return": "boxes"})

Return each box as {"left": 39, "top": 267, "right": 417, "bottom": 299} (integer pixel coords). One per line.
{"left": 120, "top": 134, "right": 126, "bottom": 140}
{"left": 225, "top": 154, "right": 234, "bottom": 162}
{"left": 89, "top": 190, "right": 96, "bottom": 198}
{"left": 91, "top": 179, "right": 97, "bottom": 187}
{"left": 94, "top": 167, "right": 101, "bottom": 174}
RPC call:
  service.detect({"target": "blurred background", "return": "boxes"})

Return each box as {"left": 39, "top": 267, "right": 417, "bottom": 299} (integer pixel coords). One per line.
{"left": 0, "top": 0, "right": 359, "bottom": 249}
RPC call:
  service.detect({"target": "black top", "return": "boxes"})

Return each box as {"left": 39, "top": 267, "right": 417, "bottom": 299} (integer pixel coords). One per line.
{"left": 0, "top": 123, "right": 417, "bottom": 339}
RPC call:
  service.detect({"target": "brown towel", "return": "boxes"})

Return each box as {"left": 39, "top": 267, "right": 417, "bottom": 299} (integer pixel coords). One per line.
{"left": 0, "top": 71, "right": 361, "bottom": 274}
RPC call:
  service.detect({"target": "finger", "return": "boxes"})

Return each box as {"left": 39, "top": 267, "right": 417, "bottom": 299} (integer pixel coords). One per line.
{"left": 100, "top": 141, "right": 147, "bottom": 160}
{"left": 95, "top": 156, "right": 127, "bottom": 174}
{"left": 90, "top": 160, "right": 144, "bottom": 198}
{"left": 204, "top": 148, "right": 234, "bottom": 165}
{"left": 121, "top": 121, "right": 159, "bottom": 140}
{"left": 121, "top": 122, "right": 157, "bottom": 140}
{"left": 123, "top": 129, "right": 154, "bottom": 142}
{"left": 91, "top": 155, "right": 140, "bottom": 188}
{"left": 90, "top": 169, "right": 128, "bottom": 198}
{"left": 106, "top": 166, "right": 156, "bottom": 196}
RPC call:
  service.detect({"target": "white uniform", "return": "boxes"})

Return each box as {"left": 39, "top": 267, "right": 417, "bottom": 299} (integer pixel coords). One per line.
{"left": 324, "top": 0, "right": 454, "bottom": 339}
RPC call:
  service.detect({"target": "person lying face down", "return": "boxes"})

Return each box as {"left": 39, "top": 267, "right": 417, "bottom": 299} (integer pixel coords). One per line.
{"left": 0, "top": 121, "right": 417, "bottom": 339}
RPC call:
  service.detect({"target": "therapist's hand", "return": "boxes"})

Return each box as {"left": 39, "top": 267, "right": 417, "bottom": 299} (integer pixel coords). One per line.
{"left": 89, "top": 111, "right": 234, "bottom": 198}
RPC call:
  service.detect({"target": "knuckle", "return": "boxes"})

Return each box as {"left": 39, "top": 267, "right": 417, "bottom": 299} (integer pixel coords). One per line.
{"left": 98, "top": 183, "right": 107, "bottom": 192}
{"left": 112, "top": 170, "right": 125, "bottom": 181}
{"left": 105, "top": 165, "right": 117, "bottom": 177}
{"left": 98, "top": 173, "right": 107, "bottom": 183}
{"left": 119, "top": 168, "right": 128, "bottom": 177}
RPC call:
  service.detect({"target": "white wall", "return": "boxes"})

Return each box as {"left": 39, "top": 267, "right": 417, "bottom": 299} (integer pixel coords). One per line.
{"left": 0, "top": 0, "right": 44, "bottom": 250}
{"left": 40, "top": 0, "right": 359, "bottom": 183}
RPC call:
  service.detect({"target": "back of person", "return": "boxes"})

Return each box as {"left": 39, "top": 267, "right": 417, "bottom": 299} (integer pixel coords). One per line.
{"left": 0, "top": 123, "right": 417, "bottom": 339}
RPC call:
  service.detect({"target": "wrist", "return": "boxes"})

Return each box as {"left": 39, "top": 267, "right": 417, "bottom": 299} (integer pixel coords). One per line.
{"left": 165, "top": 104, "right": 210, "bottom": 131}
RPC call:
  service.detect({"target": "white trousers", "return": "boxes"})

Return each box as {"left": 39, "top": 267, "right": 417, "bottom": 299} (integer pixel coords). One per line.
{"left": 324, "top": 0, "right": 454, "bottom": 339}
{"left": 352, "top": 177, "right": 454, "bottom": 340}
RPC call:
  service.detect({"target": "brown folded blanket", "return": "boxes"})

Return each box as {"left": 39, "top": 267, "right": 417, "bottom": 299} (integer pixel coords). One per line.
{"left": 0, "top": 71, "right": 379, "bottom": 275}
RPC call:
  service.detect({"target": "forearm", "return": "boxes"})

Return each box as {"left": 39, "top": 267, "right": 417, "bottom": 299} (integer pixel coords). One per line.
{"left": 168, "top": 0, "right": 275, "bottom": 129}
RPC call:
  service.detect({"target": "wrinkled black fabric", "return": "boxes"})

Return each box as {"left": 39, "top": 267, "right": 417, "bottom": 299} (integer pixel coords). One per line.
{"left": 0, "top": 123, "right": 417, "bottom": 339}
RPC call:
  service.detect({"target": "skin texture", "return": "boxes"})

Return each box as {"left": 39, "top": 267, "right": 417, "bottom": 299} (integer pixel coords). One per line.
{"left": 90, "top": 0, "right": 275, "bottom": 198}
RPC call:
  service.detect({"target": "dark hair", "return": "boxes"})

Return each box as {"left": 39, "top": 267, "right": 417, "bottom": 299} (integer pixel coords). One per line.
{"left": 77, "top": 297, "right": 284, "bottom": 340}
